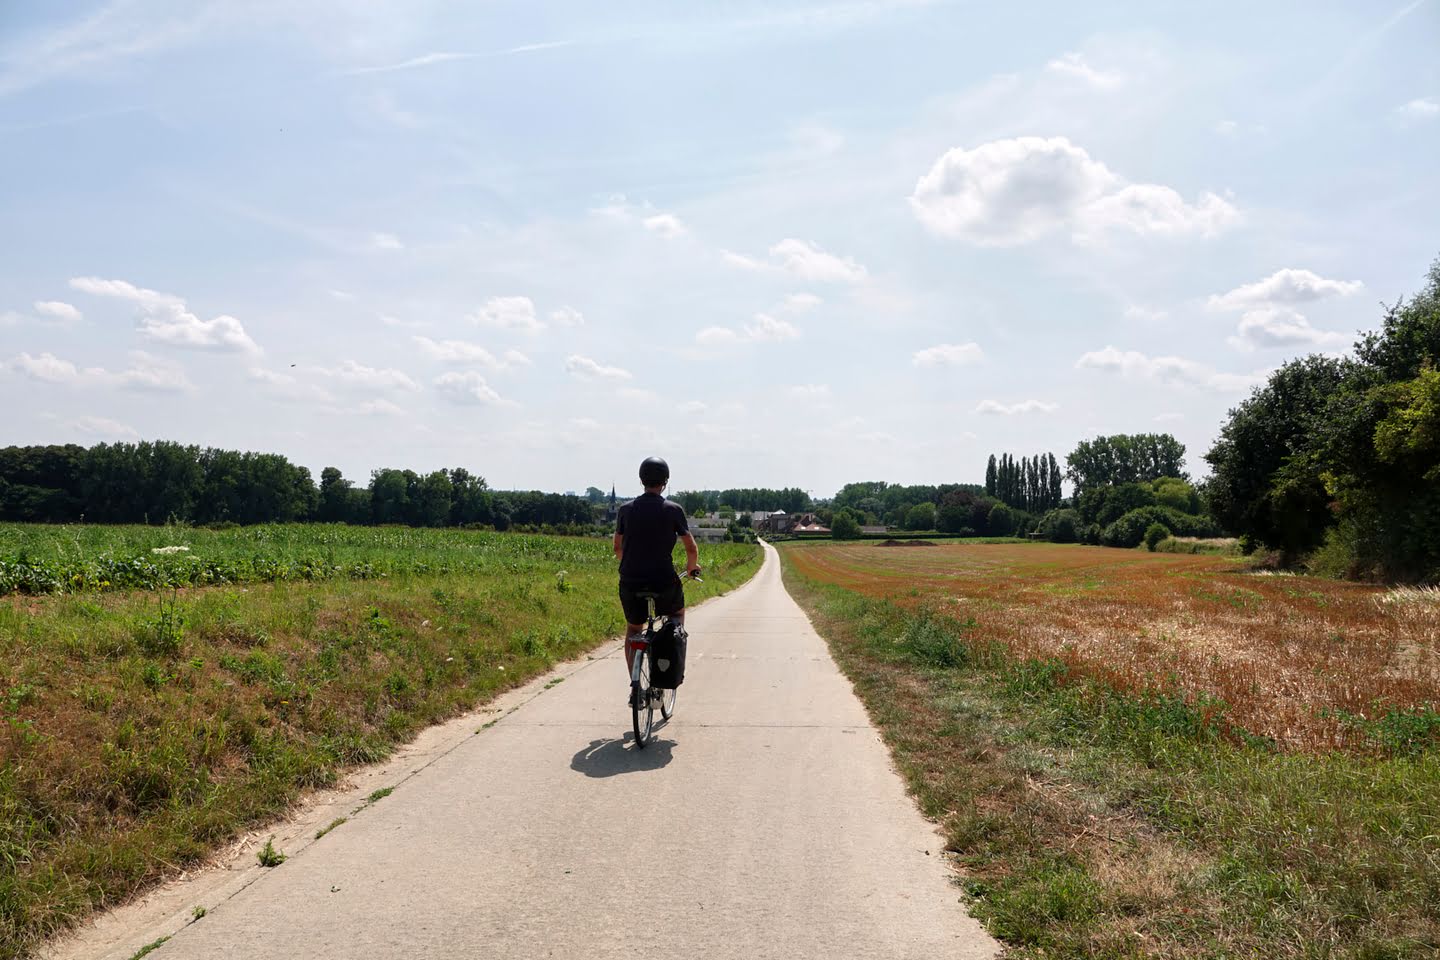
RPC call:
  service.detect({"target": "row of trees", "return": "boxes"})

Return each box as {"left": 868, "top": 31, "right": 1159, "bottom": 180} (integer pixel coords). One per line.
{"left": 1205, "top": 258, "right": 1440, "bottom": 581}
{"left": 0, "top": 441, "right": 598, "bottom": 531}
{"left": 984, "top": 453, "right": 1063, "bottom": 513}
{"left": 673, "top": 488, "right": 812, "bottom": 514}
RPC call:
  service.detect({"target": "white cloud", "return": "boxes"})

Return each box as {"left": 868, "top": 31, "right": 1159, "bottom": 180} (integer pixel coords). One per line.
{"left": 642, "top": 213, "right": 687, "bottom": 239}
{"left": 1076, "top": 345, "right": 1263, "bottom": 393}
{"left": 769, "top": 238, "right": 868, "bottom": 283}
{"left": 248, "top": 367, "right": 336, "bottom": 403}
{"left": 34, "top": 300, "right": 81, "bottom": 321}
{"left": 565, "top": 354, "right": 633, "bottom": 381}
{"left": 975, "top": 399, "right": 1059, "bottom": 415}
{"left": 113, "top": 351, "right": 192, "bottom": 392}
{"left": 380, "top": 314, "right": 426, "bottom": 329}
{"left": 1153, "top": 412, "right": 1184, "bottom": 423}
{"left": 309, "top": 360, "right": 419, "bottom": 392}
{"left": 472, "top": 296, "right": 543, "bottom": 334}
{"left": 912, "top": 342, "right": 984, "bottom": 367}
{"left": 782, "top": 293, "right": 822, "bottom": 312}
{"left": 679, "top": 400, "right": 708, "bottom": 415}
{"left": 8, "top": 352, "right": 89, "bottom": 383}
{"left": 747, "top": 313, "right": 800, "bottom": 342}
{"left": 1396, "top": 97, "right": 1439, "bottom": 120}
{"left": 413, "top": 336, "right": 531, "bottom": 371}
{"left": 790, "top": 122, "right": 845, "bottom": 155}
{"left": 1044, "top": 52, "right": 1123, "bottom": 89}
{"left": 721, "top": 239, "right": 867, "bottom": 283}
{"left": 357, "top": 399, "right": 405, "bottom": 416}
{"left": 69, "top": 416, "right": 139, "bottom": 439}
{"left": 69, "top": 276, "right": 261, "bottom": 353}
{"left": 695, "top": 313, "right": 800, "bottom": 346}
{"left": 1208, "top": 268, "right": 1364, "bottom": 310}
{"left": 721, "top": 250, "right": 767, "bottom": 271}
{"left": 550, "top": 306, "right": 584, "bottom": 327}
{"left": 435, "top": 371, "right": 505, "bottom": 405}
{"left": 1214, "top": 119, "right": 1239, "bottom": 136}
{"left": 370, "top": 232, "right": 403, "bottom": 250}
{"left": 1227, "top": 308, "right": 1352, "bottom": 352}
{"left": 7, "top": 350, "right": 190, "bottom": 391}
{"left": 909, "top": 136, "right": 1238, "bottom": 246}
{"left": 787, "top": 383, "right": 831, "bottom": 400}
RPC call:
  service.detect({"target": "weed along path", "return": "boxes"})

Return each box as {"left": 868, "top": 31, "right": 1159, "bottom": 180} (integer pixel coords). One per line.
{"left": 66, "top": 542, "right": 997, "bottom": 960}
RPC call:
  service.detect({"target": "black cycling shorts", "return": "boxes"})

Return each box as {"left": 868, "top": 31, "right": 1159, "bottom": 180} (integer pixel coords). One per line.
{"left": 619, "top": 578, "right": 684, "bottom": 626}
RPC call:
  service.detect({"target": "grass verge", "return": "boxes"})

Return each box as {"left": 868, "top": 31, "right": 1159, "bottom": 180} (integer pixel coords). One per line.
{"left": 780, "top": 548, "right": 1440, "bottom": 959}
{"left": 1, "top": 539, "right": 760, "bottom": 959}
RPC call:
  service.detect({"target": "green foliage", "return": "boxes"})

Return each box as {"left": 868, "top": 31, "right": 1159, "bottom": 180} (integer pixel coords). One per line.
{"left": 984, "top": 452, "right": 1063, "bottom": 513}
{"left": 1038, "top": 509, "right": 1080, "bottom": 543}
{"left": 1065, "top": 433, "right": 1187, "bottom": 494}
{"left": 987, "top": 503, "right": 1015, "bottom": 536}
{"left": 1101, "top": 507, "right": 1218, "bottom": 549}
{"left": 904, "top": 502, "right": 936, "bottom": 531}
{"left": 256, "top": 837, "right": 286, "bottom": 867}
{"left": 1144, "top": 522, "right": 1170, "bottom": 552}
{"left": 1208, "top": 257, "right": 1440, "bottom": 580}
{"left": 830, "top": 510, "right": 863, "bottom": 540}
{"left": 1151, "top": 476, "right": 1200, "bottom": 514}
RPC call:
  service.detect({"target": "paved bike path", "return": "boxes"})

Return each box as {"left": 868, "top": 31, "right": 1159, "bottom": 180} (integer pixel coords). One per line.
{"left": 153, "top": 542, "right": 998, "bottom": 959}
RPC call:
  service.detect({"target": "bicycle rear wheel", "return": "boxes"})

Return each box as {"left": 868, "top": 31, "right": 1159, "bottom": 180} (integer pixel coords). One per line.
{"left": 659, "top": 686, "right": 677, "bottom": 720}
{"left": 631, "top": 646, "right": 654, "bottom": 747}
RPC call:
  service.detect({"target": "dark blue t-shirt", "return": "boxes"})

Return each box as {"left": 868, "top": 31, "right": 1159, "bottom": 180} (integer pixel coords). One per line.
{"left": 616, "top": 493, "right": 689, "bottom": 584}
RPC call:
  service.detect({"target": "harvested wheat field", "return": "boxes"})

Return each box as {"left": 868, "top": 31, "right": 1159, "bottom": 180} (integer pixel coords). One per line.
{"left": 787, "top": 541, "right": 1440, "bottom": 751}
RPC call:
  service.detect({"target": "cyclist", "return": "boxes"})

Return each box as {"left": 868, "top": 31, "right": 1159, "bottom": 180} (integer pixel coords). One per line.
{"left": 614, "top": 456, "right": 700, "bottom": 676}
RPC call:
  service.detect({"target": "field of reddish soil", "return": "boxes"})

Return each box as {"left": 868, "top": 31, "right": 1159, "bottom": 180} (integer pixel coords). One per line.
{"left": 786, "top": 542, "right": 1440, "bottom": 750}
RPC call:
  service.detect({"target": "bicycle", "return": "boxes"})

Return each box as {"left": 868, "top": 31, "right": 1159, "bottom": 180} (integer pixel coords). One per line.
{"left": 628, "top": 571, "right": 700, "bottom": 748}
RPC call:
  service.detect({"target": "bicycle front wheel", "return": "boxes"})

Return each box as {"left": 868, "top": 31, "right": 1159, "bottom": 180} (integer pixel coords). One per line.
{"left": 631, "top": 646, "right": 654, "bottom": 747}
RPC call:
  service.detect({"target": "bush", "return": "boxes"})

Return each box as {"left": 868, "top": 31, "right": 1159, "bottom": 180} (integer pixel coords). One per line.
{"left": 1082, "top": 524, "right": 1102, "bottom": 545}
{"left": 1101, "top": 507, "right": 1219, "bottom": 548}
{"left": 1144, "top": 522, "right": 1170, "bottom": 551}
{"left": 1040, "top": 509, "right": 1081, "bottom": 543}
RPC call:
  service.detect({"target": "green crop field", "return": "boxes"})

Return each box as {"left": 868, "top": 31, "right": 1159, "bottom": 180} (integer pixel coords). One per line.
{"left": 0, "top": 524, "right": 761, "bottom": 959}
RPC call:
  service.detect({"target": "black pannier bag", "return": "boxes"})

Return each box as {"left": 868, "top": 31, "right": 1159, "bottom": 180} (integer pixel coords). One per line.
{"left": 649, "top": 621, "right": 688, "bottom": 689}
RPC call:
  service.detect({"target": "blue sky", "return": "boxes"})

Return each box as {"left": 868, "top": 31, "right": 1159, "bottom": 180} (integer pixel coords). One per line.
{"left": 2, "top": 0, "right": 1437, "bottom": 497}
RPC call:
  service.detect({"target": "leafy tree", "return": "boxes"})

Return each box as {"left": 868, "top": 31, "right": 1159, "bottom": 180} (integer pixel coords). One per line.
{"left": 1204, "top": 356, "right": 1347, "bottom": 559}
{"left": 988, "top": 502, "right": 1015, "bottom": 536}
{"left": 905, "top": 502, "right": 936, "bottom": 531}
{"left": 1066, "top": 434, "right": 1187, "bottom": 494}
{"left": 985, "top": 455, "right": 997, "bottom": 497}
{"left": 1039, "top": 508, "right": 1081, "bottom": 543}
{"left": 831, "top": 510, "right": 862, "bottom": 540}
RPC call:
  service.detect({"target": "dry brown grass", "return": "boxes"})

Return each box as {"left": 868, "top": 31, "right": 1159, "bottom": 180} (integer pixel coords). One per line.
{"left": 787, "top": 542, "right": 1440, "bottom": 750}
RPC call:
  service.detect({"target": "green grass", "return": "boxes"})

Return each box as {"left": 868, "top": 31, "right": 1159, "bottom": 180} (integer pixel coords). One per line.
{"left": 779, "top": 547, "right": 1440, "bottom": 959}
{"left": 125, "top": 937, "right": 169, "bottom": 960}
{"left": 0, "top": 522, "right": 642, "bottom": 596}
{"left": 0, "top": 524, "right": 761, "bottom": 959}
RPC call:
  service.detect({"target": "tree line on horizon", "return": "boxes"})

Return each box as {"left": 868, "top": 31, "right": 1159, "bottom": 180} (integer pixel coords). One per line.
{"left": 0, "top": 442, "right": 597, "bottom": 531}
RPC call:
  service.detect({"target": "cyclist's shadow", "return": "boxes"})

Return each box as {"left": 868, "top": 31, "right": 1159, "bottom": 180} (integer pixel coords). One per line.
{"left": 570, "top": 734, "right": 676, "bottom": 777}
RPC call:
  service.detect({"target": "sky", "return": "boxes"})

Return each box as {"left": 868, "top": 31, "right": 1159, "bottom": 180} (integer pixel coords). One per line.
{"left": 2, "top": 0, "right": 1438, "bottom": 498}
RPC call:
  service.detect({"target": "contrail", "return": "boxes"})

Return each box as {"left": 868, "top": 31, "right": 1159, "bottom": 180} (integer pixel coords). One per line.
{"left": 343, "top": 40, "right": 574, "bottom": 77}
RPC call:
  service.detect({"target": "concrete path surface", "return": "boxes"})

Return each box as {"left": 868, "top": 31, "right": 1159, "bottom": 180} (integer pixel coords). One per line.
{"left": 138, "top": 543, "right": 998, "bottom": 959}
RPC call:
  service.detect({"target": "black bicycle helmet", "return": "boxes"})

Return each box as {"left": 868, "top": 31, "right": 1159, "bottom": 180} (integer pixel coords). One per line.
{"left": 639, "top": 456, "right": 670, "bottom": 487}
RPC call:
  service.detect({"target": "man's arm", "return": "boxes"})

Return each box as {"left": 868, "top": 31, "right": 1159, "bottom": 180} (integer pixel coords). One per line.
{"left": 680, "top": 532, "right": 699, "bottom": 575}
{"left": 613, "top": 531, "right": 624, "bottom": 562}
